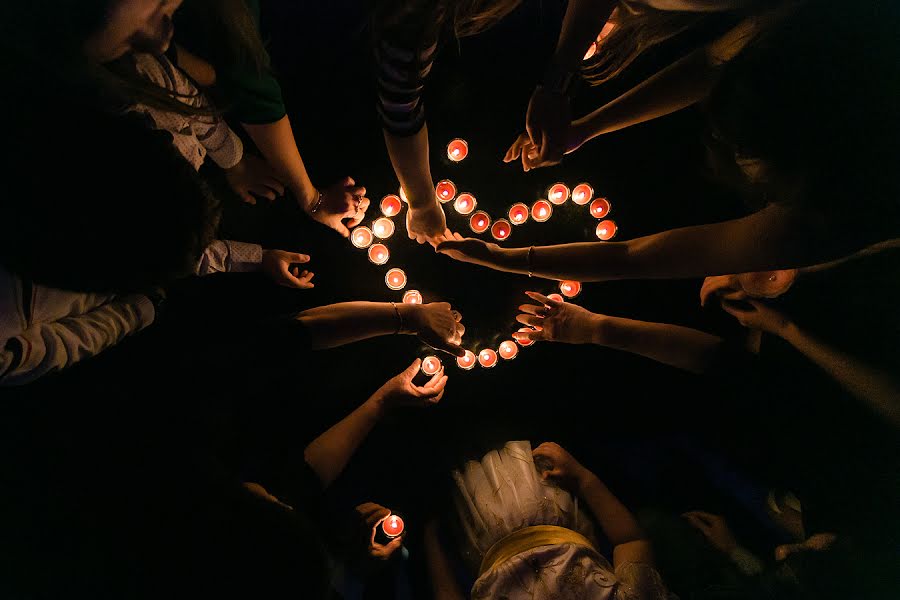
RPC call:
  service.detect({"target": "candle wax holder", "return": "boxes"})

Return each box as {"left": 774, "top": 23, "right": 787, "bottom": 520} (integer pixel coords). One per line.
{"left": 435, "top": 180, "right": 457, "bottom": 203}
{"left": 368, "top": 244, "right": 389, "bottom": 265}
{"left": 491, "top": 219, "right": 511, "bottom": 241}
{"left": 380, "top": 195, "right": 402, "bottom": 217}
{"left": 559, "top": 280, "right": 582, "bottom": 298}
{"left": 572, "top": 184, "right": 593, "bottom": 206}
{"left": 454, "top": 193, "right": 477, "bottom": 215}
{"left": 351, "top": 226, "right": 374, "bottom": 249}
{"left": 498, "top": 340, "right": 519, "bottom": 360}
{"left": 422, "top": 356, "right": 442, "bottom": 375}
{"left": 447, "top": 139, "right": 468, "bottom": 162}
{"left": 373, "top": 217, "right": 395, "bottom": 239}
{"left": 590, "top": 198, "right": 611, "bottom": 219}
{"left": 469, "top": 211, "right": 491, "bottom": 234}
{"left": 477, "top": 349, "right": 498, "bottom": 369}
{"left": 402, "top": 289, "right": 423, "bottom": 304}
{"left": 548, "top": 183, "right": 570, "bottom": 205}
{"left": 596, "top": 220, "right": 617, "bottom": 241}
{"left": 456, "top": 350, "right": 476, "bottom": 370}
{"left": 509, "top": 203, "right": 529, "bottom": 225}
{"left": 532, "top": 200, "right": 553, "bottom": 222}
{"left": 385, "top": 268, "right": 407, "bottom": 290}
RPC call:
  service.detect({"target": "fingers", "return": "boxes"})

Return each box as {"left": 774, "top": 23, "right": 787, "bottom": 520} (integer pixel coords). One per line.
{"left": 347, "top": 185, "right": 367, "bottom": 198}
{"left": 720, "top": 300, "right": 750, "bottom": 318}
{"left": 280, "top": 263, "right": 315, "bottom": 289}
{"left": 285, "top": 252, "right": 311, "bottom": 264}
{"left": 682, "top": 513, "right": 711, "bottom": 534}
{"left": 366, "top": 508, "right": 391, "bottom": 528}
{"left": 404, "top": 358, "right": 423, "bottom": 378}
{"left": 513, "top": 328, "right": 544, "bottom": 342}
{"left": 341, "top": 176, "right": 355, "bottom": 187}
{"left": 504, "top": 133, "right": 528, "bottom": 163}
{"left": 248, "top": 184, "right": 278, "bottom": 202}
{"left": 682, "top": 510, "right": 717, "bottom": 525}
{"left": 516, "top": 313, "right": 544, "bottom": 328}
{"left": 238, "top": 191, "right": 257, "bottom": 205}
{"left": 525, "top": 291, "right": 561, "bottom": 308}
{"left": 332, "top": 220, "right": 351, "bottom": 238}
{"left": 518, "top": 303, "right": 549, "bottom": 317}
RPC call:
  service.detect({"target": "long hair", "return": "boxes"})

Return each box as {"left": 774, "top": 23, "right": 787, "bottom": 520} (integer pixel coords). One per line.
{"left": 375, "top": 0, "right": 523, "bottom": 41}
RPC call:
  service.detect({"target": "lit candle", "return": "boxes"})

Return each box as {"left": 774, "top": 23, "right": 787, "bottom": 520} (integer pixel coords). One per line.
{"left": 469, "top": 211, "right": 491, "bottom": 234}
{"left": 385, "top": 267, "right": 407, "bottom": 290}
{"left": 435, "top": 180, "right": 457, "bottom": 203}
{"left": 596, "top": 219, "right": 618, "bottom": 241}
{"left": 382, "top": 514, "right": 405, "bottom": 538}
{"left": 351, "top": 226, "right": 374, "bottom": 249}
{"left": 402, "top": 289, "right": 423, "bottom": 304}
{"left": 572, "top": 183, "right": 594, "bottom": 206}
{"left": 589, "top": 197, "right": 611, "bottom": 219}
{"left": 559, "top": 280, "right": 582, "bottom": 298}
{"left": 478, "top": 349, "right": 498, "bottom": 369}
{"left": 498, "top": 340, "right": 519, "bottom": 360}
{"left": 508, "top": 203, "right": 529, "bottom": 225}
{"left": 447, "top": 138, "right": 469, "bottom": 162}
{"left": 399, "top": 187, "right": 408, "bottom": 204}
{"left": 380, "top": 194, "right": 402, "bottom": 217}
{"left": 454, "top": 193, "right": 477, "bottom": 215}
{"left": 491, "top": 219, "right": 511, "bottom": 241}
{"left": 422, "top": 355, "right": 442, "bottom": 376}
{"left": 583, "top": 41, "right": 598, "bottom": 61}
{"left": 456, "top": 350, "right": 476, "bottom": 370}
{"left": 532, "top": 200, "right": 553, "bottom": 222}
{"left": 515, "top": 327, "right": 535, "bottom": 347}
{"left": 548, "top": 183, "right": 570, "bottom": 205}
{"left": 373, "top": 217, "right": 395, "bottom": 239}
{"left": 547, "top": 293, "right": 565, "bottom": 303}
{"left": 368, "top": 243, "right": 389, "bottom": 265}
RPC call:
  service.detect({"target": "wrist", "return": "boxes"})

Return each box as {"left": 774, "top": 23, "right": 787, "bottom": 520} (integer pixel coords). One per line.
{"left": 777, "top": 319, "right": 799, "bottom": 341}
{"left": 396, "top": 304, "right": 417, "bottom": 335}
{"left": 590, "top": 314, "right": 608, "bottom": 346}
{"left": 575, "top": 468, "right": 601, "bottom": 494}
{"left": 295, "top": 183, "right": 320, "bottom": 212}
{"left": 366, "top": 393, "right": 390, "bottom": 418}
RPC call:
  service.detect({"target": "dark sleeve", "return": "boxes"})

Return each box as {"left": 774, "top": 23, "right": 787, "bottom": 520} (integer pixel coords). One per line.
{"left": 373, "top": 17, "right": 439, "bottom": 136}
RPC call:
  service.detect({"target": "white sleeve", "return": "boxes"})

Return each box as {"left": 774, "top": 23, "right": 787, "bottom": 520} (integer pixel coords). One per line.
{"left": 614, "top": 562, "right": 675, "bottom": 600}
{"left": 0, "top": 295, "right": 155, "bottom": 387}
{"left": 196, "top": 240, "right": 264, "bottom": 275}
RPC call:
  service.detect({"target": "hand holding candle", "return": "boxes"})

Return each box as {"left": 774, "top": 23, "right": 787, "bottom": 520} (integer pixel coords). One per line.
{"left": 515, "top": 291, "right": 602, "bottom": 345}
{"left": 372, "top": 359, "right": 447, "bottom": 411}
{"left": 402, "top": 302, "right": 466, "bottom": 357}
{"left": 357, "top": 502, "right": 404, "bottom": 561}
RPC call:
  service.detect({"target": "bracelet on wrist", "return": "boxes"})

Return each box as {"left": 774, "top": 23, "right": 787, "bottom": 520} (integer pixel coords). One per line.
{"left": 309, "top": 190, "right": 324, "bottom": 214}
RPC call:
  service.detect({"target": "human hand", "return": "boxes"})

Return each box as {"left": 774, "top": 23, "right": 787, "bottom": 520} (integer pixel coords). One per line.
{"left": 371, "top": 359, "right": 448, "bottom": 412}
{"left": 261, "top": 249, "right": 315, "bottom": 289}
{"left": 406, "top": 201, "right": 447, "bottom": 244}
{"left": 225, "top": 154, "right": 286, "bottom": 204}
{"left": 514, "top": 291, "right": 601, "bottom": 345}
{"left": 401, "top": 302, "right": 466, "bottom": 357}
{"left": 356, "top": 502, "right": 404, "bottom": 560}
{"left": 682, "top": 511, "right": 738, "bottom": 554}
{"left": 304, "top": 176, "right": 370, "bottom": 238}
{"left": 721, "top": 298, "right": 793, "bottom": 337}
{"left": 532, "top": 442, "right": 592, "bottom": 493}
{"left": 510, "top": 86, "right": 572, "bottom": 171}
{"left": 700, "top": 274, "right": 743, "bottom": 307}
{"left": 434, "top": 231, "right": 515, "bottom": 273}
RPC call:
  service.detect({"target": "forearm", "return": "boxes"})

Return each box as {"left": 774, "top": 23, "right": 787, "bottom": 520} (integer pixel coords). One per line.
{"left": 303, "top": 396, "right": 385, "bottom": 488}
{"left": 578, "top": 473, "right": 646, "bottom": 546}
{"left": 780, "top": 323, "right": 900, "bottom": 428}
{"left": 295, "top": 302, "right": 411, "bottom": 349}
{"left": 383, "top": 126, "right": 435, "bottom": 208}
{"left": 242, "top": 116, "right": 318, "bottom": 207}
{"left": 551, "top": 0, "right": 617, "bottom": 73}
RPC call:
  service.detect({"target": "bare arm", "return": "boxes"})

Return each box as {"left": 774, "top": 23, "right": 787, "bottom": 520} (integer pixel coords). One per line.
{"left": 242, "top": 116, "right": 317, "bottom": 208}
{"left": 384, "top": 126, "right": 447, "bottom": 242}
{"left": 552, "top": 0, "right": 618, "bottom": 73}
{"left": 171, "top": 43, "right": 217, "bottom": 87}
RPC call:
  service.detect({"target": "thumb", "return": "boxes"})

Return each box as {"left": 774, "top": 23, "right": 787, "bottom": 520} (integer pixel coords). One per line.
{"left": 342, "top": 175, "right": 355, "bottom": 187}
{"left": 405, "top": 359, "right": 422, "bottom": 376}
{"left": 333, "top": 220, "right": 350, "bottom": 238}
{"left": 286, "top": 252, "right": 311, "bottom": 264}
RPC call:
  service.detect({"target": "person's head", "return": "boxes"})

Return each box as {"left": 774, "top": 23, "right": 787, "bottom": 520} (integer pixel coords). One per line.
{"left": 84, "top": 0, "right": 183, "bottom": 62}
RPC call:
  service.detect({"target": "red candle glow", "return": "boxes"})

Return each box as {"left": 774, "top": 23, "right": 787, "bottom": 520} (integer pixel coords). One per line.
{"left": 351, "top": 226, "right": 374, "bottom": 249}
{"left": 447, "top": 138, "right": 469, "bottom": 162}
{"left": 382, "top": 514, "right": 405, "bottom": 538}
{"left": 583, "top": 41, "right": 598, "bottom": 61}
{"left": 589, "top": 197, "right": 611, "bottom": 219}
{"left": 508, "top": 203, "right": 529, "bottom": 225}
{"left": 373, "top": 217, "right": 395, "bottom": 239}
{"left": 491, "top": 219, "right": 511, "bottom": 241}
{"left": 368, "top": 243, "right": 389, "bottom": 265}
{"left": 572, "top": 184, "right": 594, "bottom": 205}
{"left": 559, "top": 280, "right": 582, "bottom": 298}
{"left": 385, "top": 268, "right": 407, "bottom": 290}
{"left": 515, "top": 327, "right": 535, "bottom": 347}
{"left": 422, "top": 355, "right": 442, "bottom": 376}
{"left": 548, "top": 183, "right": 570, "bottom": 205}
{"left": 532, "top": 200, "right": 553, "bottom": 222}
{"left": 469, "top": 211, "right": 491, "bottom": 234}
{"left": 435, "top": 180, "right": 457, "bottom": 203}
{"left": 498, "top": 340, "right": 519, "bottom": 360}
{"left": 380, "top": 194, "right": 402, "bottom": 217}
{"left": 596, "top": 219, "right": 618, "bottom": 241}
{"left": 454, "top": 193, "right": 477, "bottom": 215}
{"left": 456, "top": 350, "right": 476, "bottom": 370}
{"left": 547, "top": 293, "right": 565, "bottom": 303}
{"left": 402, "top": 289, "right": 423, "bottom": 304}
{"left": 478, "top": 349, "right": 498, "bottom": 369}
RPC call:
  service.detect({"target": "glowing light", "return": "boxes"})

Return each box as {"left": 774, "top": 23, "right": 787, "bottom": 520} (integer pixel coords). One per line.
{"left": 515, "top": 327, "right": 536, "bottom": 347}
{"left": 532, "top": 200, "right": 553, "bottom": 222}
{"left": 491, "top": 219, "right": 511, "bottom": 241}
{"left": 596, "top": 220, "right": 617, "bottom": 241}
{"left": 583, "top": 42, "right": 598, "bottom": 61}
{"left": 597, "top": 21, "right": 615, "bottom": 42}
{"left": 382, "top": 514, "right": 405, "bottom": 538}
{"left": 559, "top": 280, "right": 582, "bottom": 298}
{"left": 368, "top": 243, "right": 389, "bottom": 265}
{"left": 509, "top": 203, "right": 529, "bottom": 225}
{"left": 351, "top": 226, "right": 373, "bottom": 248}
{"left": 590, "top": 197, "right": 611, "bottom": 219}
{"left": 399, "top": 187, "right": 408, "bottom": 204}
{"left": 385, "top": 268, "right": 407, "bottom": 290}
{"left": 456, "top": 350, "right": 476, "bottom": 370}
{"left": 402, "top": 289, "right": 423, "bottom": 304}
{"left": 469, "top": 211, "right": 491, "bottom": 234}
{"left": 478, "top": 349, "right": 498, "bottom": 369}
{"left": 547, "top": 293, "right": 565, "bottom": 303}
{"left": 572, "top": 184, "right": 593, "bottom": 206}
{"left": 373, "top": 217, "right": 395, "bottom": 239}
{"left": 447, "top": 139, "right": 469, "bottom": 162}
{"left": 498, "top": 341, "right": 519, "bottom": 360}
{"left": 548, "top": 183, "right": 569, "bottom": 205}
{"left": 380, "top": 194, "right": 402, "bottom": 217}
{"left": 435, "top": 180, "right": 457, "bottom": 203}
{"left": 422, "top": 355, "right": 442, "bottom": 375}
{"left": 454, "top": 193, "right": 477, "bottom": 215}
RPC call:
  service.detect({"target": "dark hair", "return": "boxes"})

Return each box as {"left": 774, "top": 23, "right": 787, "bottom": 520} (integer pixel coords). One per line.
{"left": 375, "top": 0, "right": 523, "bottom": 41}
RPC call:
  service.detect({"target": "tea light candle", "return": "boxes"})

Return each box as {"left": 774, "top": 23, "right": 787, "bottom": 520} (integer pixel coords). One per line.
{"left": 385, "top": 268, "right": 407, "bottom": 290}
{"left": 547, "top": 293, "right": 565, "bottom": 303}
{"left": 351, "top": 226, "right": 374, "bottom": 248}
{"left": 477, "top": 349, "right": 498, "bottom": 369}
{"left": 508, "top": 203, "right": 529, "bottom": 225}
{"left": 583, "top": 41, "right": 598, "bottom": 61}
{"left": 435, "top": 180, "right": 457, "bottom": 203}
{"left": 380, "top": 194, "right": 402, "bottom": 217}
{"left": 572, "top": 184, "right": 593, "bottom": 205}
{"left": 469, "top": 211, "right": 491, "bottom": 234}
{"left": 596, "top": 219, "right": 618, "bottom": 241}
{"left": 515, "top": 327, "right": 535, "bottom": 347}
{"left": 491, "top": 219, "right": 511, "bottom": 241}
{"left": 422, "top": 355, "right": 442, "bottom": 376}
{"left": 447, "top": 138, "right": 469, "bottom": 162}
{"left": 532, "top": 200, "right": 553, "bottom": 222}
{"left": 402, "top": 289, "right": 423, "bottom": 304}
{"left": 456, "top": 350, "right": 476, "bottom": 370}
{"left": 559, "top": 280, "right": 582, "bottom": 298}
{"left": 382, "top": 514, "right": 405, "bottom": 538}
{"left": 590, "top": 197, "right": 611, "bottom": 219}
{"left": 548, "top": 183, "right": 570, "bottom": 205}
{"left": 373, "top": 217, "right": 395, "bottom": 239}
{"left": 368, "top": 243, "right": 389, "bottom": 265}
{"left": 454, "top": 193, "right": 477, "bottom": 215}
{"left": 498, "top": 340, "right": 519, "bottom": 360}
